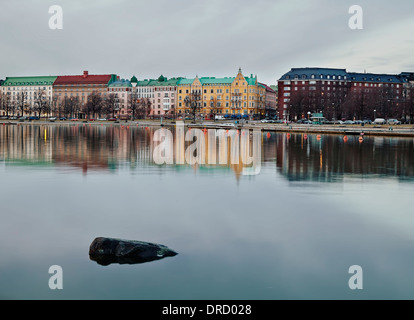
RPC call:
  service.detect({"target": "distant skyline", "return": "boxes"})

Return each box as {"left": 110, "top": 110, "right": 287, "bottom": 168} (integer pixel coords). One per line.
{"left": 0, "top": 0, "right": 413, "bottom": 85}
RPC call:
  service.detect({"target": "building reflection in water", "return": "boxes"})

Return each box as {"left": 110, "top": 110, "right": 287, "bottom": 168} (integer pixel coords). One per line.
{"left": 0, "top": 124, "right": 413, "bottom": 182}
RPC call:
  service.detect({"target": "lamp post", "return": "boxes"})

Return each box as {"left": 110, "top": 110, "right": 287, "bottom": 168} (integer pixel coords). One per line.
{"left": 374, "top": 109, "right": 376, "bottom": 120}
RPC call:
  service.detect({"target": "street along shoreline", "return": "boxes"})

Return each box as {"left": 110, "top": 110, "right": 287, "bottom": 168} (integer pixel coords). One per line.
{"left": 1, "top": 120, "right": 414, "bottom": 138}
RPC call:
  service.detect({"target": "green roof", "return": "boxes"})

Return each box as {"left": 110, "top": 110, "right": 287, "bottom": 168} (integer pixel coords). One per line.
{"left": 136, "top": 78, "right": 179, "bottom": 87}
{"left": 177, "top": 75, "right": 257, "bottom": 86}
{"left": 108, "top": 79, "right": 132, "bottom": 88}
{"left": 131, "top": 75, "right": 138, "bottom": 83}
{"left": 2, "top": 76, "right": 57, "bottom": 86}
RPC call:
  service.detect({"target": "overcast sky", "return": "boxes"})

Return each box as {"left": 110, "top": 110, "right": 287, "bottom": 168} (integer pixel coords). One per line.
{"left": 0, "top": 0, "right": 413, "bottom": 85}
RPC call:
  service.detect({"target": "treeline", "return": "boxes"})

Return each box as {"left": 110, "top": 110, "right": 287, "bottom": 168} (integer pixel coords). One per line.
{"left": 0, "top": 90, "right": 152, "bottom": 119}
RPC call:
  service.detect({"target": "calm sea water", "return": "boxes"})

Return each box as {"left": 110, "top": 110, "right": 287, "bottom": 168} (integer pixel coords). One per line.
{"left": 0, "top": 123, "right": 413, "bottom": 300}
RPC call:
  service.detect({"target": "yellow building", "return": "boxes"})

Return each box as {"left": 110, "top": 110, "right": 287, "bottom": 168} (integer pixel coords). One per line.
{"left": 176, "top": 68, "right": 266, "bottom": 119}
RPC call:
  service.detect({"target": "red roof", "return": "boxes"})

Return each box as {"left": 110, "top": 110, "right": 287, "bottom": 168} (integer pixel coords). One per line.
{"left": 54, "top": 71, "right": 114, "bottom": 85}
{"left": 259, "top": 82, "right": 276, "bottom": 93}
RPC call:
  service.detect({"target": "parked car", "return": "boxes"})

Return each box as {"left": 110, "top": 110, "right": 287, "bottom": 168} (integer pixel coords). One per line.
{"left": 108, "top": 118, "right": 117, "bottom": 121}
{"left": 334, "top": 120, "right": 344, "bottom": 124}
{"left": 49, "top": 117, "right": 57, "bottom": 121}
{"left": 373, "top": 118, "right": 386, "bottom": 125}
{"left": 19, "top": 116, "right": 28, "bottom": 120}
{"left": 343, "top": 120, "right": 355, "bottom": 125}
{"left": 59, "top": 117, "right": 67, "bottom": 121}
{"left": 362, "top": 119, "right": 372, "bottom": 125}
{"left": 70, "top": 118, "right": 79, "bottom": 121}
{"left": 97, "top": 118, "right": 107, "bottom": 121}
{"left": 28, "top": 116, "right": 40, "bottom": 120}
{"left": 387, "top": 119, "right": 401, "bottom": 125}
{"left": 9, "top": 116, "right": 17, "bottom": 120}
{"left": 261, "top": 119, "right": 272, "bottom": 123}
{"left": 0, "top": 116, "right": 9, "bottom": 120}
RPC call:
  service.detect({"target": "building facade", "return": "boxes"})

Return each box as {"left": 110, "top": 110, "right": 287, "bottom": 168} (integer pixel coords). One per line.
{"left": 53, "top": 71, "right": 117, "bottom": 118}
{"left": 131, "top": 75, "right": 179, "bottom": 118}
{"left": 108, "top": 78, "right": 132, "bottom": 118}
{"left": 259, "top": 83, "right": 277, "bottom": 118}
{"left": 0, "top": 76, "right": 57, "bottom": 116}
{"left": 278, "top": 67, "right": 409, "bottom": 121}
{"left": 131, "top": 75, "right": 178, "bottom": 118}
{"left": 176, "top": 68, "right": 266, "bottom": 119}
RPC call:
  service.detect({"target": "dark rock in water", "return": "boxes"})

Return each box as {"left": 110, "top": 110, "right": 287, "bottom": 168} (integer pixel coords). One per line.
{"left": 89, "top": 237, "right": 178, "bottom": 266}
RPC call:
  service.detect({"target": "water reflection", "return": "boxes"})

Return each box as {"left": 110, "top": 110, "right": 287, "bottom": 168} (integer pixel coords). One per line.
{"left": 0, "top": 124, "right": 414, "bottom": 182}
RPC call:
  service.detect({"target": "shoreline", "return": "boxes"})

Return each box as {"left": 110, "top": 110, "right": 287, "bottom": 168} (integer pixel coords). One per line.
{"left": 1, "top": 119, "right": 414, "bottom": 138}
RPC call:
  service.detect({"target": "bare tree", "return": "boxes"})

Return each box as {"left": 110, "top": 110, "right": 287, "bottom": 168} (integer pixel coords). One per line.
{"left": 104, "top": 93, "right": 118, "bottom": 119}
{"left": 33, "top": 89, "right": 47, "bottom": 118}
{"left": 16, "top": 91, "right": 27, "bottom": 117}
{"left": 209, "top": 97, "right": 219, "bottom": 121}
{"left": 127, "top": 92, "right": 139, "bottom": 120}
{"left": 0, "top": 94, "right": 12, "bottom": 116}
{"left": 85, "top": 91, "right": 103, "bottom": 119}
{"left": 184, "top": 91, "right": 201, "bottom": 123}
{"left": 137, "top": 97, "right": 152, "bottom": 120}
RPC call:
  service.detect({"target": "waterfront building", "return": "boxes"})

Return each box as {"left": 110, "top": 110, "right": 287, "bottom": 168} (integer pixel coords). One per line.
{"left": 108, "top": 78, "right": 132, "bottom": 118}
{"left": 0, "top": 76, "right": 57, "bottom": 116}
{"left": 259, "top": 83, "right": 277, "bottom": 118}
{"left": 53, "top": 71, "right": 117, "bottom": 118}
{"left": 132, "top": 75, "right": 179, "bottom": 118}
{"left": 176, "top": 68, "right": 266, "bottom": 119}
{"left": 277, "top": 67, "right": 406, "bottom": 121}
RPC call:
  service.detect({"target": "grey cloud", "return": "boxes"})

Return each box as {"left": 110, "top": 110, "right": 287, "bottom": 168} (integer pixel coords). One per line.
{"left": 0, "top": 0, "right": 414, "bottom": 85}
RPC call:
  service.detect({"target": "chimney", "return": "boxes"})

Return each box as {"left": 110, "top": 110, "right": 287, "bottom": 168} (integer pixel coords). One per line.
{"left": 83, "top": 71, "right": 88, "bottom": 78}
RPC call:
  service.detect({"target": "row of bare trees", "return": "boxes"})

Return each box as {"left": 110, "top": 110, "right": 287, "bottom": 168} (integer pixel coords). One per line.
{"left": 0, "top": 90, "right": 153, "bottom": 120}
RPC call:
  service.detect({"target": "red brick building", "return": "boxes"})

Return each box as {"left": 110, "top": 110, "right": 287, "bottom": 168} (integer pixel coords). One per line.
{"left": 277, "top": 67, "right": 407, "bottom": 121}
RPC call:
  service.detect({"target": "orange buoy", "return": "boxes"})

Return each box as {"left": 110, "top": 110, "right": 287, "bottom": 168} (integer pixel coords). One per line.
{"left": 287, "top": 133, "right": 291, "bottom": 139}
{"left": 317, "top": 135, "right": 321, "bottom": 140}
{"left": 343, "top": 136, "right": 348, "bottom": 142}
{"left": 266, "top": 132, "right": 271, "bottom": 139}
{"left": 359, "top": 136, "right": 364, "bottom": 143}
{"left": 304, "top": 134, "right": 308, "bottom": 139}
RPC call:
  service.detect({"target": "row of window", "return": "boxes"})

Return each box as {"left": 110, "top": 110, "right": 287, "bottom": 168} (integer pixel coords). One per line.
{"left": 178, "top": 88, "right": 261, "bottom": 94}
{"left": 177, "top": 101, "right": 261, "bottom": 107}
{"left": 285, "top": 75, "right": 347, "bottom": 80}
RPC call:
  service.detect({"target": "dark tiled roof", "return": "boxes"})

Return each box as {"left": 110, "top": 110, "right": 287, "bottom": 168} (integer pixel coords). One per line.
{"left": 280, "top": 68, "right": 348, "bottom": 80}
{"left": 279, "top": 67, "right": 405, "bottom": 83}
{"left": 348, "top": 72, "right": 403, "bottom": 83}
